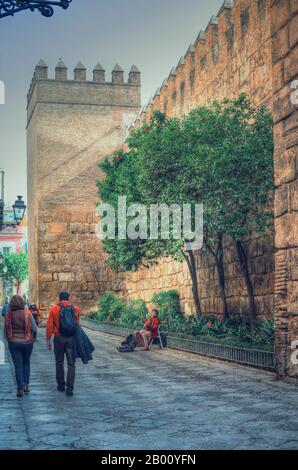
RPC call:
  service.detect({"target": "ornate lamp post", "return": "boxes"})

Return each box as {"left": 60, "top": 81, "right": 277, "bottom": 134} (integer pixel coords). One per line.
{"left": 12, "top": 196, "right": 27, "bottom": 225}
{"left": 0, "top": 0, "right": 72, "bottom": 19}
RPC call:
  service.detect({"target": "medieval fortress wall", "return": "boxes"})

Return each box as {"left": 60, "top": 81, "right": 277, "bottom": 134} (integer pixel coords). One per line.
{"left": 27, "top": 61, "right": 141, "bottom": 311}
{"left": 27, "top": 0, "right": 274, "bottom": 317}
{"left": 121, "top": 0, "right": 275, "bottom": 317}
{"left": 270, "top": 0, "right": 298, "bottom": 380}
{"left": 27, "top": 0, "right": 297, "bottom": 333}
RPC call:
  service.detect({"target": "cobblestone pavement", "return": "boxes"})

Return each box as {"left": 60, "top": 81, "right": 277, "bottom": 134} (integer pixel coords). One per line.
{"left": 1, "top": 324, "right": 298, "bottom": 450}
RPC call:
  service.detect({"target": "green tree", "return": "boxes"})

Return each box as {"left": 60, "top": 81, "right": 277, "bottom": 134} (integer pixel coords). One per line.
{"left": 97, "top": 95, "right": 274, "bottom": 325}
{"left": 180, "top": 95, "right": 274, "bottom": 324}
{"left": 0, "top": 252, "right": 28, "bottom": 295}
{"left": 98, "top": 112, "right": 204, "bottom": 316}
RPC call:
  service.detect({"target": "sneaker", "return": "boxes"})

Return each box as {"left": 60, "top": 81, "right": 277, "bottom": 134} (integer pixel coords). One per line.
{"left": 57, "top": 385, "right": 65, "bottom": 392}
{"left": 24, "top": 384, "right": 30, "bottom": 394}
{"left": 66, "top": 389, "right": 73, "bottom": 397}
{"left": 16, "top": 389, "right": 24, "bottom": 398}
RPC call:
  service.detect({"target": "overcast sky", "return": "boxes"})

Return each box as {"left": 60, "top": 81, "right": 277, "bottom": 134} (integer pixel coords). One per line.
{"left": 0, "top": 0, "right": 222, "bottom": 204}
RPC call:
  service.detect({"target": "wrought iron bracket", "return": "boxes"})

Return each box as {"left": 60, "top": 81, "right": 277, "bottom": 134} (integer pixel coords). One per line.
{"left": 0, "top": 0, "right": 72, "bottom": 19}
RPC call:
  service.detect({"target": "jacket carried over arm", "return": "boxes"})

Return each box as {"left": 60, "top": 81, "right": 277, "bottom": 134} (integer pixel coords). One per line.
{"left": 46, "top": 301, "right": 80, "bottom": 340}
{"left": 73, "top": 326, "right": 95, "bottom": 364}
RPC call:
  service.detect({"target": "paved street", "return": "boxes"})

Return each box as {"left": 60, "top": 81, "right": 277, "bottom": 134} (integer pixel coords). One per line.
{"left": 1, "top": 324, "right": 298, "bottom": 450}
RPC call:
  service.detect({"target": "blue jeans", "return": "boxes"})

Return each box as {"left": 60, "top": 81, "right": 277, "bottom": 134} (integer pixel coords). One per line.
{"left": 8, "top": 342, "right": 33, "bottom": 390}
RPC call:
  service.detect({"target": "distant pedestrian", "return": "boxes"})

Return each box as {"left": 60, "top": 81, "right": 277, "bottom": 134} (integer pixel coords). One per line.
{"left": 46, "top": 292, "right": 80, "bottom": 397}
{"left": 28, "top": 304, "right": 41, "bottom": 340}
{"left": 4, "top": 295, "right": 37, "bottom": 397}
{"left": 28, "top": 304, "right": 41, "bottom": 326}
{"left": 1, "top": 296, "right": 9, "bottom": 317}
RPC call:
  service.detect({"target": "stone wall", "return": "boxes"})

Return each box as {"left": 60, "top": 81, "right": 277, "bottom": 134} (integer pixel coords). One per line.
{"left": 27, "top": 62, "right": 141, "bottom": 312}
{"left": 270, "top": 0, "right": 298, "bottom": 379}
{"left": 121, "top": 0, "right": 275, "bottom": 316}
{"left": 28, "top": 0, "right": 276, "bottom": 319}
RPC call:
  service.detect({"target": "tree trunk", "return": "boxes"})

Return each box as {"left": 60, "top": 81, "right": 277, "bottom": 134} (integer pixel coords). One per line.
{"left": 205, "top": 235, "right": 229, "bottom": 321}
{"left": 16, "top": 281, "right": 21, "bottom": 295}
{"left": 235, "top": 239, "right": 257, "bottom": 331}
{"left": 215, "top": 236, "right": 229, "bottom": 321}
{"left": 182, "top": 250, "right": 202, "bottom": 318}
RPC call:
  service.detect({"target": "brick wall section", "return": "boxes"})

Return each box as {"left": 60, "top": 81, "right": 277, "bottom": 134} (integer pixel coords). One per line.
{"left": 270, "top": 0, "right": 298, "bottom": 379}
{"left": 27, "top": 64, "right": 141, "bottom": 313}
{"left": 121, "top": 0, "right": 275, "bottom": 316}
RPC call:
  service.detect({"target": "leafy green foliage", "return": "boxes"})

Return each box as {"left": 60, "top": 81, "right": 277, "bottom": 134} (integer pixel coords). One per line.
{"left": 97, "top": 95, "right": 274, "bottom": 318}
{"left": 152, "top": 290, "right": 181, "bottom": 323}
{"left": 97, "top": 292, "right": 126, "bottom": 323}
{"left": 0, "top": 252, "right": 28, "bottom": 293}
{"left": 119, "top": 300, "right": 148, "bottom": 329}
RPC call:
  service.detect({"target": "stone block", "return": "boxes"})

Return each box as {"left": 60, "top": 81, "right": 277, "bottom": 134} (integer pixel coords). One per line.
{"left": 284, "top": 44, "right": 298, "bottom": 83}
{"left": 275, "top": 147, "right": 297, "bottom": 186}
{"left": 39, "top": 273, "right": 53, "bottom": 282}
{"left": 289, "top": 248, "right": 298, "bottom": 280}
{"left": 58, "top": 272, "right": 72, "bottom": 282}
{"left": 272, "top": 26, "right": 290, "bottom": 64}
{"left": 271, "top": 0, "right": 291, "bottom": 35}
{"left": 275, "top": 184, "right": 289, "bottom": 217}
{"left": 272, "top": 62, "right": 285, "bottom": 94}
{"left": 255, "top": 256, "right": 267, "bottom": 274}
{"left": 273, "top": 85, "right": 295, "bottom": 124}
{"left": 290, "top": 0, "right": 298, "bottom": 13}
{"left": 290, "top": 179, "right": 298, "bottom": 210}
{"left": 289, "top": 14, "right": 298, "bottom": 48}
{"left": 275, "top": 212, "right": 298, "bottom": 248}
{"left": 46, "top": 223, "right": 67, "bottom": 234}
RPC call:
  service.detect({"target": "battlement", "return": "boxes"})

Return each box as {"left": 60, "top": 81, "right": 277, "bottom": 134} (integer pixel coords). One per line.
{"left": 27, "top": 60, "right": 141, "bottom": 124}
{"left": 27, "top": 59, "right": 141, "bottom": 111}
{"left": 132, "top": 0, "right": 271, "bottom": 128}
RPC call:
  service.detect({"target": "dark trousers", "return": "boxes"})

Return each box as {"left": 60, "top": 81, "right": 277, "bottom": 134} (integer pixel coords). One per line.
{"left": 8, "top": 342, "right": 33, "bottom": 390}
{"left": 54, "top": 335, "right": 75, "bottom": 390}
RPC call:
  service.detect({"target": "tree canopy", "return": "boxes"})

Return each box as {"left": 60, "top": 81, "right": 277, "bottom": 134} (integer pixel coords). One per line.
{"left": 97, "top": 94, "right": 274, "bottom": 321}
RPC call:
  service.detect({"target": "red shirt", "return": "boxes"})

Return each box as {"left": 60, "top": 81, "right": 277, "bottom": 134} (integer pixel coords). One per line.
{"left": 143, "top": 317, "right": 160, "bottom": 339}
{"left": 46, "top": 301, "right": 80, "bottom": 340}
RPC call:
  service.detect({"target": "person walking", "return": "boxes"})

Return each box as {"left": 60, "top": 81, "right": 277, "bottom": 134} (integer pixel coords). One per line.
{"left": 46, "top": 292, "right": 80, "bottom": 397}
{"left": 28, "top": 304, "right": 41, "bottom": 326}
{"left": 4, "top": 295, "right": 37, "bottom": 397}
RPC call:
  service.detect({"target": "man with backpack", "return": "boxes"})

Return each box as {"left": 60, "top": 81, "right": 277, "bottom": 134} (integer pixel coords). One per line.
{"left": 46, "top": 292, "right": 80, "bottom": 397}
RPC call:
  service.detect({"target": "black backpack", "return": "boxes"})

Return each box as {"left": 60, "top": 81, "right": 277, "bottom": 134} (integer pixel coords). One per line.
{"left": 59, "top": 304, "right": 77, "bottom": 337}
{"left": 117, "top": 344, "right": 135, "bottom": 353}
{"left": 117, "top": 334, "right": 136, "bottom": 353}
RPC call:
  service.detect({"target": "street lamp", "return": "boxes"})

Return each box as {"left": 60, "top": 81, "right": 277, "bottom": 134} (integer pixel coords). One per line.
{"left": 0, "top": 195, "right": 27, "bottom": 231}
{"left": 12, "top": 196, "right": 27, "bottom": 226}
{"left": 0, "top": 1, "right": 72, "bottom": 19}
{"left": 0, "top": 171, "right": 27, "bottom": 231}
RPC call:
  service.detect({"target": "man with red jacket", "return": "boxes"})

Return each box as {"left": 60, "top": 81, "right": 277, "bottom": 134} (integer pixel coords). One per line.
{"left": 46, "top": 292, "right": 80, "bottom": 397}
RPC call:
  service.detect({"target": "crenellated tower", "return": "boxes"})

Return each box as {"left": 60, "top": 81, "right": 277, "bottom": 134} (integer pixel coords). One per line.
{"left": 27, "top": 60, "right": 141, "bottom": 312}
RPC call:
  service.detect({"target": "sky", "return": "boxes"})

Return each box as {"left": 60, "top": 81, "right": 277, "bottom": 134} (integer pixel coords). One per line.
{"left": 0, "top": 0, "right": 222, "bottom": 204}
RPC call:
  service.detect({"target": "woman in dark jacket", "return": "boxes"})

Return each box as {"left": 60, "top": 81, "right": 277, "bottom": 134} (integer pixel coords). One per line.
{"left": 4, "top": 295, "right": 37, "bottom": 397}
